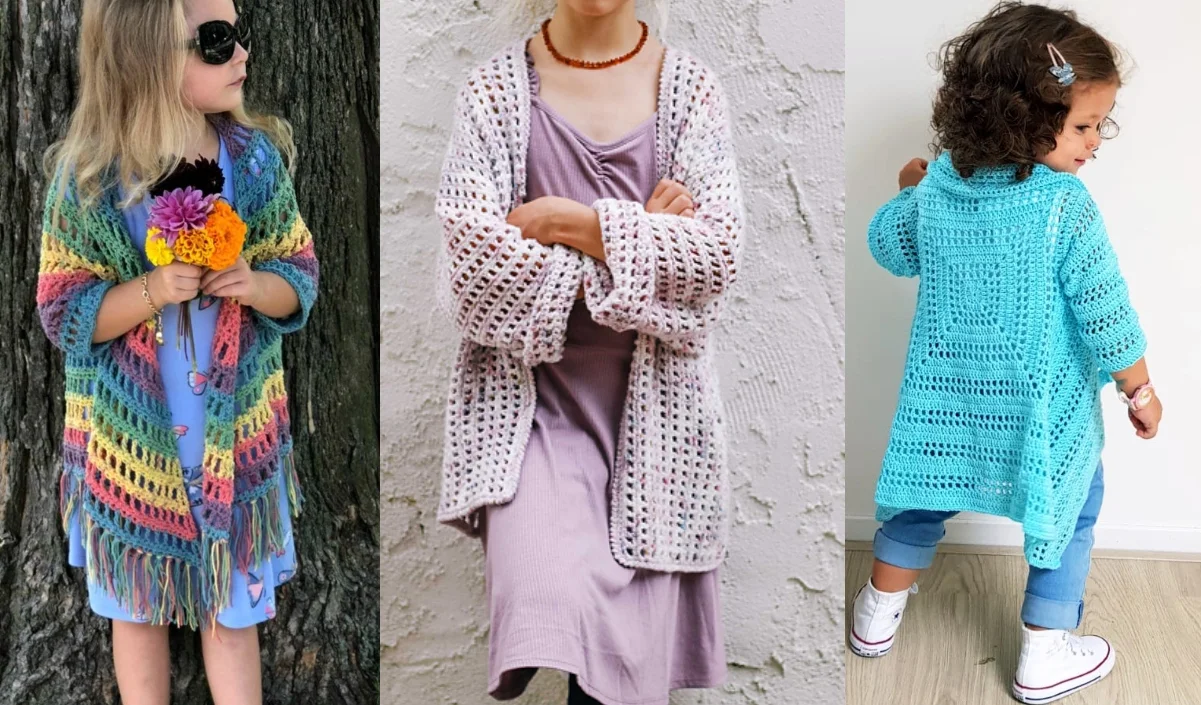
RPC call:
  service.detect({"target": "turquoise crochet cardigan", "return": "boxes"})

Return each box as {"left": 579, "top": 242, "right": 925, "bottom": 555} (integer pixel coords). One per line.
{"left": 869, "top": 152, "right": 1146, "bottom": 569}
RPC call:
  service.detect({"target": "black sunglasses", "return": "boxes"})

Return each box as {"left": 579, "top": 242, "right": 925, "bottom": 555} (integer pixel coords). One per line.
{"left": 186, "top": 12, "right": 252, "bottom": 65}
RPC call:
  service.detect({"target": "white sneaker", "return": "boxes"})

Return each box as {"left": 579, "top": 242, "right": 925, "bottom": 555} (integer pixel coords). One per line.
{"left": 1011, "top": 626, "right": 1115, "bottom": 703}
{"left": 849, "top": 579, "right": 917, "bottom": 657}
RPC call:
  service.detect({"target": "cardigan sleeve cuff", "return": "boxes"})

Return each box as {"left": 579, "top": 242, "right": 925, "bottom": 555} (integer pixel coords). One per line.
{"left": 57, "top": 280, "right": 118, "bottom": 358}
{"left": 582, "top": 198, "right": 655, "bottom": 331}
{"left": 250, "top": 259, "right": 318, "bottom": 335}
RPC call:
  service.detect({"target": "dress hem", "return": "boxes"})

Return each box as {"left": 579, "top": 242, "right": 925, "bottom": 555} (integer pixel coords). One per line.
{"left": 489, "top": 656, "right": 727, "bottom": 705}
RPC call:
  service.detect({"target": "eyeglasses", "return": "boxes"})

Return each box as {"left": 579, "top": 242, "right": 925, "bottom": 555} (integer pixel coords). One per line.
{"left": 186, "top": 12, "right": 252, "bottom": 65}
{"left": 1099, "top": 116, "right": 1119, "bottom": 140}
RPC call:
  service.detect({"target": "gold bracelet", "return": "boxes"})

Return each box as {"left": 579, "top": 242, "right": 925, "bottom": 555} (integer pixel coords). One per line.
{"left": 140, "top": 274, "right": 159, "bottom": 315}
{"left": 141, "top": 273, "right": 164, "bottom": 345}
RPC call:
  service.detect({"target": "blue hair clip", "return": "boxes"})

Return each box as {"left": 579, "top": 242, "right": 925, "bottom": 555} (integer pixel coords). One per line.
{"left": 1047, "top": 43, "right": 1076, "bottom": 86}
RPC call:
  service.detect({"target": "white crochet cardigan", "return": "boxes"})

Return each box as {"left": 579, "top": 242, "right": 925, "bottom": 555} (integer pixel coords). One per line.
{"left": 435, "top": 39, "right": 744, "bottom": 572}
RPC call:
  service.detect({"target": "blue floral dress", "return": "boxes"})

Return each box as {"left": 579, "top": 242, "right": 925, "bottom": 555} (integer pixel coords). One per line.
{"left": 67, "top": 133, "right": 298, "bottom": 628}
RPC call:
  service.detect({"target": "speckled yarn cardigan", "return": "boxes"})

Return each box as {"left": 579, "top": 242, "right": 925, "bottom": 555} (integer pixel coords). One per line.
{"left": 435, "top": 40, "right": 745, "bottom": 572}
{"left": 36, "top": 118, "right": 319, "bottom": 628}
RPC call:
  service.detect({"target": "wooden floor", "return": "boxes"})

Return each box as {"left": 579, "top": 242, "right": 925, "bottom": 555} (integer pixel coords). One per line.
{"left": 845, "top": 547, "right": 1201, "bottom": 704}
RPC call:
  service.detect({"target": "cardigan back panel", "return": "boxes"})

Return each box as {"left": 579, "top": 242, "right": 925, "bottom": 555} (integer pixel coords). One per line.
{"left": 868, "top": 152, "right": 1146, "bottom": 569}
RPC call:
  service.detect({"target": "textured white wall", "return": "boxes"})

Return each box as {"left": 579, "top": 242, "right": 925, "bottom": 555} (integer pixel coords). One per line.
{"left": 382, "top": 1, "right": 845, "bottom": 703}
{"left": 846, "top": 0, "right": 1201, "bottom": 551}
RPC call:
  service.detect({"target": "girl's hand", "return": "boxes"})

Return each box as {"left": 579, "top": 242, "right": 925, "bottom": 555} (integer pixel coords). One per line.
{"left": 507, "top": 196, "right": 606, "bottom": 261}
{"left": 899, "top": 158, "right": 928, "bottom": 189}
{"left": 1128, "top": 396, "right": 1163, "bottom": 439}
{"left": 200, "top": 257, "right": 263, "bottom": 307}
{"left": 148, "top": 262, "right": 203, "bottom": 306}
{"left": 647, "top": 179, "right": 695, "bottom": 218}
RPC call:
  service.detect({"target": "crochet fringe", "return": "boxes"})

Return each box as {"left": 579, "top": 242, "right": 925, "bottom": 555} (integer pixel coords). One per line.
{"left": 201, "top": 533, "right": 232, "bottom": 631}
{"left": 232, "top": 453, "right": 303, "bottom": 574}
{"left": 59, "top": 470, "right": 82, "bottom": 533}
{"left": 72, "top": 451, "right": 304, "bottom": 632}
{"left": 285, "top": 451, "right": 304, "bottom": 516}
{"left": 83, "top": 515, "right": 204, "bottom": 630}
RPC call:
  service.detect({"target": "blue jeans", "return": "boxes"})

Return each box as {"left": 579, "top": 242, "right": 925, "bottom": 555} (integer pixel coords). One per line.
{"left": 873, "top": 464, "right": 1104, "bottom": 630}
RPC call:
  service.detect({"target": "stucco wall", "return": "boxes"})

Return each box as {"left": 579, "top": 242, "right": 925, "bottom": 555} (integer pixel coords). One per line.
{"left": 381, "top": 1, "right": 845, "bottom": 702}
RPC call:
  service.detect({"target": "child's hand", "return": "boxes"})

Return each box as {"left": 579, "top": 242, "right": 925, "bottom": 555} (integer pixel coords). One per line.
{"left": 149, "top": 263, "right": 203, "bottom": 306}
{"left": 647, "top": 179, "right": 695, "bottom": 218}
{"left": 200, "top": 257, "right": 262, "bottom": 307}
{"left": 1128, "top": 396, "right": 1163, "bottom": 439}
{"left": 899, "top": 158, "right": 928, "bottom": 189}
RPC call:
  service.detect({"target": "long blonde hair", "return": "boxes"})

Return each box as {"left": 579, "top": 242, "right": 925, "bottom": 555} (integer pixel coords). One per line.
{"left": 43, "top": 0, "right": 295, "bottom": 216}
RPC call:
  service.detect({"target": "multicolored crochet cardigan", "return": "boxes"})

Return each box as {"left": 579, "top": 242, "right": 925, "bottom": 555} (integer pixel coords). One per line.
{"left": 36, "top": 117, "right": 319, "bottom": 628}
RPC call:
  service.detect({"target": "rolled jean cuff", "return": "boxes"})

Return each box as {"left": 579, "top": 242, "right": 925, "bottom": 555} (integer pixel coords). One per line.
{"left": 873, "top": 527, "right": 939, "bottom": 570}
{"left": 1020, "top": 591, "right": 1084, "bottom": 630}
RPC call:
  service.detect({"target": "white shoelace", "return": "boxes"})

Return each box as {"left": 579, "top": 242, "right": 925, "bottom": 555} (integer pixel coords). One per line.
{"left": 1052, "top": 631, "right": 1095, "bottom": 658}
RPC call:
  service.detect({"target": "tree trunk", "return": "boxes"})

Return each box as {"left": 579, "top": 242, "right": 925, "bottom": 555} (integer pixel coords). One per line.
{"left": 0, "top": 1, "right": 379, "bottom": 703}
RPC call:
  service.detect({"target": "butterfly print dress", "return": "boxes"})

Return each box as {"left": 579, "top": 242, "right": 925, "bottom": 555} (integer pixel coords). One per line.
{"left": 66, "top": 132, "right": 298, "bottom": 627}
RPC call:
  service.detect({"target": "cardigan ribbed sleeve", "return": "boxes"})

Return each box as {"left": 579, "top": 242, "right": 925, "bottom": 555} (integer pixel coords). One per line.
{"left": 436, "top": 81, "right": 583, "bottom": 366}
{"left": 868, "top": 185, "right": 920, "bottom": 278}
{"left": 581, "top": 66, "right": 743, "bottom": 352}
{"left": 1059, "top": 192, "right": 1147, "bottom": 373}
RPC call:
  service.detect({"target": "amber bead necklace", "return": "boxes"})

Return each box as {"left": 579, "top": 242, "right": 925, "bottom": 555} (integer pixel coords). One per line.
{"left": 541, "top": 18, "right": 649, "bottom": 69}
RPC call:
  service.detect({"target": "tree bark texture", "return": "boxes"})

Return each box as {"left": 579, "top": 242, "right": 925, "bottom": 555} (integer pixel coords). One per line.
{"left": 0, "top": 1, "right": 380, "bottom": 702}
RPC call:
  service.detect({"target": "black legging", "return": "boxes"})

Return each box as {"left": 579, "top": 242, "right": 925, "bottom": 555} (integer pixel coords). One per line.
{"left": 567, "top": 675, "right": 602, "bottom": 705}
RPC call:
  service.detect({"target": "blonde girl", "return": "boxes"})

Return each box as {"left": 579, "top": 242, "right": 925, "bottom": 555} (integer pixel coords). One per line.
{"left": 37, "top": 0, "right": 319, "bottom": 702}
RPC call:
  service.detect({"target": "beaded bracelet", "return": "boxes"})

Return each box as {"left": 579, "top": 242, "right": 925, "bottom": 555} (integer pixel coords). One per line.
{"left": 141, "top": 273, "right": 164, "bottom": 345}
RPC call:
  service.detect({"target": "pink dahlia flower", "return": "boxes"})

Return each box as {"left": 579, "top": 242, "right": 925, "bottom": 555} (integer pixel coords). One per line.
{"left": 148, "top": 186, "right": 218, "bottom": 236}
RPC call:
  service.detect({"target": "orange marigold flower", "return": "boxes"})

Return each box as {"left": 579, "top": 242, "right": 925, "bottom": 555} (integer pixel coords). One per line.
{"left": 205, "top": 200, "right": 247, "bottom": 270}
{"left": 174, "top": 228, "right": 215, "bottom": 266}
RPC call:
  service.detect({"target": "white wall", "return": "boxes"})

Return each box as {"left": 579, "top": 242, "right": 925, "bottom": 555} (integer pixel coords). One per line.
{"left": 847, "top": 0, "right": 1201, "bottom": 552}
{"left": 382, "top": 0, "right": 845, "bottom": 703}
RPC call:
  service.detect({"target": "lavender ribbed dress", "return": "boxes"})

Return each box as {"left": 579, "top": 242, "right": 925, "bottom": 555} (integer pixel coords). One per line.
{"left": 479, "top": 54, "right": 727, "bottom": 705}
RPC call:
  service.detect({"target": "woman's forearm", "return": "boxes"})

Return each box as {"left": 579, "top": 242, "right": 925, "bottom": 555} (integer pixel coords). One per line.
{"left": 250, "top": 271, "right": 301, "bottom": 319}
{"left": 92, "top": 278, "right": 158, "bottom": 343}
{"left": 558, "top": 208, "right": 607, "bottom": 262}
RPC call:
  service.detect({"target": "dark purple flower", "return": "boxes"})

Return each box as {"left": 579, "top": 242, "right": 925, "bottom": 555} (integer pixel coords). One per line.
{"left": 150, "top": 155, "right": 225, "bottom": 198}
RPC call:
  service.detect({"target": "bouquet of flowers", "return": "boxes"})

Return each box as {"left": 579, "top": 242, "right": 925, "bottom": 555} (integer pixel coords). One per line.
{"left": 144, "top": 156, "right": 247, "bottom": 369}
